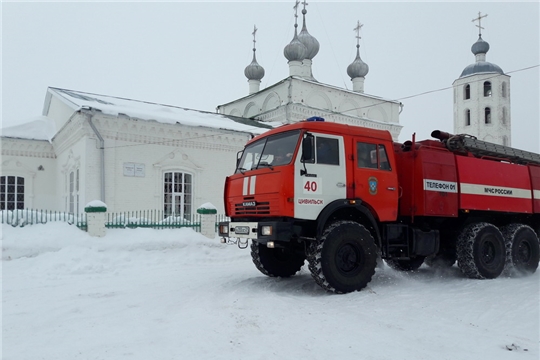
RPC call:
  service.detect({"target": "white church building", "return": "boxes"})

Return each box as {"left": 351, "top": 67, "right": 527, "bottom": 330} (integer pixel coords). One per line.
{"left": 0, "top": 6, "right": 511, "bottom": 217}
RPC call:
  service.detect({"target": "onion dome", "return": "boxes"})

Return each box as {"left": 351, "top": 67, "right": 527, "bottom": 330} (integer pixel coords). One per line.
{"left": 459, "top": 35, "right": 504, "bottom": 78}
{"left": 245, "top": 25, "right": 265, "bottom": 81}
{"left": 297, "top": 8, "right": 319, "bottom": 60}
{"left": 244, "top": 50, "right": 265, "bottom": 81}
{"left": 284, "top": 26, "right": 308, "bottom": 62}
{"left": 471, "top": 35, "right": 490, "bottom": 55}
{"left": 347, "top": 45, "right": 369, "bottom": 79}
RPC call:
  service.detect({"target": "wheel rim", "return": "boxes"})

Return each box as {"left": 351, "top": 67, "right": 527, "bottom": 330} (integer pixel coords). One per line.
{"left": 335, "top": 243, "right": 363, "bottom": 275}
{"left": 481, "top": 240, "right": 496, "bottom": 265}
{"left": 516, "top": 240, "right": 532, "bottom": 264}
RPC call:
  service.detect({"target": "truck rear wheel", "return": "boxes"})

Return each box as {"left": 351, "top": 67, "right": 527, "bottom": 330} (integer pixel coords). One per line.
{"left": 250, "top": 242, "right": 305, "bottom": 278}
{"left": 456, "top": 222, "right": 506, "bottom": 279}
{"left": 308, "top": 221, "right": 377, "bottom": 294}
{"left": 501, "top": 224, "right": 540, "bottom": 276}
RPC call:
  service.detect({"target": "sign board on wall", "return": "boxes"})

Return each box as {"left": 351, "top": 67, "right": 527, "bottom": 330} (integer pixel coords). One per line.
{"left": 123, "top": 163, "right": 145, "bottom": 177}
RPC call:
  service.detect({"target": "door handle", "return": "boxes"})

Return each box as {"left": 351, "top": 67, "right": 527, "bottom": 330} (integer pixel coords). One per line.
{"left": 336, "top": 182, "right": 346, "bottom": 188}
{"left": 387, "top": 187, "right": 396, "bottom": 191}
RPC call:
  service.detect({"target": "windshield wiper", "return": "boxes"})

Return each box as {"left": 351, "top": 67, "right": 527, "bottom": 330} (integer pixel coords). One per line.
{"left": 257, "top": 162, "right": 274, "bottom": 170}
{"left": 237, "top": 167, "right": 247, "bottom": 174}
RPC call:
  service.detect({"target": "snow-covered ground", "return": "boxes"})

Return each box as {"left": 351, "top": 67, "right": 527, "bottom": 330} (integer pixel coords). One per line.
{"left": 2, "top": 223, "right": 539, "bottom": 360}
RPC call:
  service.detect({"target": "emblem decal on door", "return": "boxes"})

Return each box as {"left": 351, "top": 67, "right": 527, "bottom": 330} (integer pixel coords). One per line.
{"left": 368, "top": 177, "right": 378, "bottom": 195}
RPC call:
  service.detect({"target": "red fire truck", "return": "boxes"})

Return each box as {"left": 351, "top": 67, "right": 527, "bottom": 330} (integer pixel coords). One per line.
{"left": 218, "top": 117, "right": 540, "bottom": 293}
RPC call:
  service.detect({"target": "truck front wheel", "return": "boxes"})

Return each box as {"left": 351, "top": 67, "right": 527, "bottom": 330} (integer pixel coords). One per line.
{"left": 308, "top": 221, "right": 377, "bottom": 294}
{"left": 250, "top": 242, "right": 305, "bottom": 278}
{"left": 457, "top": 222, "right": 506, "bottom": 279}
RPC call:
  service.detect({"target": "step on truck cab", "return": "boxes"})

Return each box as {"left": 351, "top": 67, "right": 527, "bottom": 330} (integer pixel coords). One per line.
{"left": 219, "top": 117, "right": 540, "bottom": 293}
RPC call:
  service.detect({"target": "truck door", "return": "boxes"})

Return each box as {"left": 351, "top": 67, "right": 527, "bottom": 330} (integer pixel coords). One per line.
{"left": 354, "top": 139, "right": 399, "bottom": 221}
{"left": 294, "top": 133, "right": 347, "bottom": 220}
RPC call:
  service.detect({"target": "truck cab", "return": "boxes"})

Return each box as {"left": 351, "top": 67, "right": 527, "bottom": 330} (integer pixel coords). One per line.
{"left": 221, "top": 118, "right": 398, "bottom": 244}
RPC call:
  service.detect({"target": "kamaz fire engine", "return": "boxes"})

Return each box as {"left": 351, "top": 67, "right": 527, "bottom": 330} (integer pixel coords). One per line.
{"left": 218, "top": 117, "right": 540, "bottom": 293}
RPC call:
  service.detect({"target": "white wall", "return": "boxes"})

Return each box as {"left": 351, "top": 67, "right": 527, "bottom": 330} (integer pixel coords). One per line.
{"left": 217, "top": 77, "right": 403, "bottom": 139}
{"left": 453, "top": 73, "right": 511, "bottom": 145}
{"left": 0, "top": 138, "right": 57, "bottom": 210}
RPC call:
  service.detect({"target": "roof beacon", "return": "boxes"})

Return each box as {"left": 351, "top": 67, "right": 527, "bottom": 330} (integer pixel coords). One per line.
{"left": 306, "top": 116, "right": 325, "bottom": 122}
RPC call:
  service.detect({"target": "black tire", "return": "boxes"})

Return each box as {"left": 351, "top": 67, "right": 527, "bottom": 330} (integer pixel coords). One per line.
{"left": 386, "top": 256, "right": 425, "bottom": 271}
{"left": 250, "top": 242, "right": 305, "bottom": 278}
{"left": 456, "top": 222, "right": 506, "bottom": 279}
{"left": 307, "top": 221, "right": 377, "bottom": 294}
{"left": 501, "top": 224, "right": 540, "bottom": 276}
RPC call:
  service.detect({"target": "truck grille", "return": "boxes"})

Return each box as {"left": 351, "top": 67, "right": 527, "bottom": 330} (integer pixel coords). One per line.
{"left": 234, "top": 201, "right": 270, "bottom": 215}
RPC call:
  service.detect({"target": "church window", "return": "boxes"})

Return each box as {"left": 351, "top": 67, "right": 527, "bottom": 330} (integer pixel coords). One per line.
{"left": 465, "top": 109, "right": 471, "bottom": 126}
{"left": 163, "top": 171, "right": 193, "bottom": 220}
{"left": 484, "top": 81, "right": 492, "bottom": 97}
{"left": 464, "top": 84, "right": 470, "bottom": 100}
{"left": 484, "top": 107, "right": 491, "bottom": 124}
{"left": 68, "top": 169, "right": 79, "bottom": 213}
{"left": 502, "top": 136, "right": 508, "bottom": 146}
{"left": 502, "top": 82, "right": 507, "bottom": 98}
{"left": 502, "top": 107, "right": 507, "bottom": 125}
{"left": 1, "top": 176, "right": 24, "bottom": 210}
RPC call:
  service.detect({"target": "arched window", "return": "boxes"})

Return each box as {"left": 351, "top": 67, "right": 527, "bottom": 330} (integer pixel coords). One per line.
{"left": 464, "top": 84, "right": 471, "bottom": 100}
{"left": 484, "top": 81, "right": 492, "bottom": 97}
{"left": 68, "top": 169, "right": 79, "bottom": 213}
{"left": 502, "top": 136, "right": 508, "bottom": 146}
{"left": 465, "top": 109, "right": 471, "bottom": 126}
{"left": 502, "top": 82, "right": 507, "bottom": 98}
{"left": 163, "top": 171, "right": 193, "bottom": 220}
{"left": 485, "top": 107, "right": 491, "bottom": 124}
{"left": 502, "top": 107, "right": 507, "bottom": 125}
{"left": 1, "top": 176, "right": 24, "bottom": 210}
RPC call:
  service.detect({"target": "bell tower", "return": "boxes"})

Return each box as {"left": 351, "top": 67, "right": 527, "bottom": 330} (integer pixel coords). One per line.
{"left": 452, "top": 12, "right": 511, "bottom": 146}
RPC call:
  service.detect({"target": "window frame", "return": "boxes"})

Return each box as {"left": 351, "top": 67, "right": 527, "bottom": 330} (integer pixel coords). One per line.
{"left": 1, "top": 176, "right": 25, "bottom": 210}
{"left": 163, "top": 170, "right": 194, "bottom": 220}
{"left": 464, "top": 84, "right": 471, "bottom": 100}
{"left": 356, "top": 142, "right": 391, "bottom": 171}
{"left": 484, "top": 81, "right": 492, "bottom": 97}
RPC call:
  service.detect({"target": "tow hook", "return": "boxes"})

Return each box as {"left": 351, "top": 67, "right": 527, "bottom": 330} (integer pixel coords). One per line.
{"left": 220, "top": 237, "right": 249, "bottom": 249}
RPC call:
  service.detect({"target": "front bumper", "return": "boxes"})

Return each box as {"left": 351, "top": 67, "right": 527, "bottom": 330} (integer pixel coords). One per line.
{"left": 218, "top": 221, "right": 294, "bottom": 244}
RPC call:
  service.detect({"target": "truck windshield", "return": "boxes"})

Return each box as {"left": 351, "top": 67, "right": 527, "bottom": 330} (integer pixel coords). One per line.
{"left": 236, "top": 130, "right": 301, "bottom": 173}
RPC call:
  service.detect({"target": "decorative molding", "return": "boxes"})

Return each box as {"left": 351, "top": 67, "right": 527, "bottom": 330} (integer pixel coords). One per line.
{"left": 0, "top": 138, "right": 56, "bottom": 159}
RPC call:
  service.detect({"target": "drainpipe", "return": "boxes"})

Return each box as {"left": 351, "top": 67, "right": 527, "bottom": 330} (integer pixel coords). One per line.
{"left": 286, "top": 77, "right": 293, "bottom": 123}
{"left": 83, "top": 107, "right": 105, "bottom": 202}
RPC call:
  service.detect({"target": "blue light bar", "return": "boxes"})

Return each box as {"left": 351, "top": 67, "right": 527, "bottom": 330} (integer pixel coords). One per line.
{"left": 306, "top": 116, "right": 325, "bottom": 122}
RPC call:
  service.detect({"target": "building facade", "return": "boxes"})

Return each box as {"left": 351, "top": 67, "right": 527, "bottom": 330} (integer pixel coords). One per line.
{"left": 1, "top": 88, "right": 269, "bottom": 215}
{"left": 453, "top": 17, "right": 511, "bottom": 145}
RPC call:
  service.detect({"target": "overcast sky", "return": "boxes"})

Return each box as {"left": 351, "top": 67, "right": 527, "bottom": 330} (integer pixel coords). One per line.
{"left": 2, "top": 1, "right": 539, "bottom": 151}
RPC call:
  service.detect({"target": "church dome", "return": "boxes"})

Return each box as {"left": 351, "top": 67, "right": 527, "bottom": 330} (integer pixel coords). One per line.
{"left": 347, "top": 46, "right": 369, "bottom": 79}
{"left": 244, "top": 52, "right": 265, "bottom": 81}
{"left": 297, "top": 9, "right": 319, "bottom": 60}
{"left": 459, "top": 35, "right": 503, "bottom": 78}
{"left": 460, "top": 61, "right": 504, "bottom": 78}
{"left": 471, "top": 36, "right": 490, "bottom": 55}
{"left": 284, "top": 30, "right": 308, "bottom": 62}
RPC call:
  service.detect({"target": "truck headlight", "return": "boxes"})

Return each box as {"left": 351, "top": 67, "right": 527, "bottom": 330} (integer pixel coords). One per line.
{"left": 219, "top": 224, "right": 229, "bottom": 235}
{"left": 261, "top": 226, "right": 273, "bottom": 236}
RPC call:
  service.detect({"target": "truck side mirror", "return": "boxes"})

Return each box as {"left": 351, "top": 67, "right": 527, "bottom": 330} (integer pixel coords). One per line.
{"left": 236, "top": 150, "right": 243, "bottom": 168}
{"left": 302, "top": 134, "right": 315, "bottom": 163}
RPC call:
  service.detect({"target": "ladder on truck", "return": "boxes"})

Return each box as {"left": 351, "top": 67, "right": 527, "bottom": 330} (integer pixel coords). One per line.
{"left": 431, "top": 131, "right": 540, "bottom": 166}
